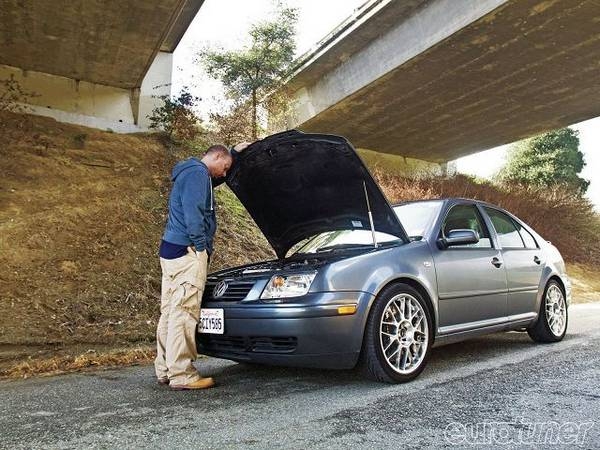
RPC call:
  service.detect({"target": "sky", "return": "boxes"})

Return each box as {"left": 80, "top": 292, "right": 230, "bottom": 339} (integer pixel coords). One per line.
{"left": 173, "top": 0, "right": 599, "bottom": 209}
{"left": 172, "top": 0, "right": 366, "bottom": 114}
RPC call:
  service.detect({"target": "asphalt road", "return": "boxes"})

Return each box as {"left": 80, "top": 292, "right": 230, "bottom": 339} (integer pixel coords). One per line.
{"left": 1, "top": 303, "right": 599, "bottom": 449}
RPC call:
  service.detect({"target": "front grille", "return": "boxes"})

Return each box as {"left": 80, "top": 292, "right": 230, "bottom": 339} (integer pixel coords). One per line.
{"left": 198, "top": 335, "right": 298, "bottom": 354}
{"left": 199, "top": 335, "right": 246, "bottom": 352}
{"left": 202, "top": 280, "right": 255, "bottom": 302}
{"left": 249, "top": 337, "right": 297, "bottom": 353}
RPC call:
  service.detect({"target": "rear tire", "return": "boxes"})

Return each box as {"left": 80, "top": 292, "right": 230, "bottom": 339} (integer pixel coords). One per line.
{"left": 527, "top": 280, "right": 568, "bottom": 343}
{"left": 360, "top": 283, "right": 433, "bottom": 383}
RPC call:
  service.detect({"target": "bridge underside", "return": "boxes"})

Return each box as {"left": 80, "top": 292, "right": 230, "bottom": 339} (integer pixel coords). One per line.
{"left": 0, "top": 0, "right": 202, "bottom": 130}
{"left": 0, "top": 0, "right": 202, "bottom": 89}
{"left": 294, "top": 0, "right": 600, "bottom": 162}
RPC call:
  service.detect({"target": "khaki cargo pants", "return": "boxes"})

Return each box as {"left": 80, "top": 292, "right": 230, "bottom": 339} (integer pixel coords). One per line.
{"left": 155, "top": 248, "right": 208, "bottom": 385}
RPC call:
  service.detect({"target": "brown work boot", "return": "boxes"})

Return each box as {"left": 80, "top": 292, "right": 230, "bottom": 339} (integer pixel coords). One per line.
{"left": 170, "top": 377, "right": 215, "bottom": 390}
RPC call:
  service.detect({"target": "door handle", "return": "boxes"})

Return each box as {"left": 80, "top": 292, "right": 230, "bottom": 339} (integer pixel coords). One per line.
{"left": 534, "top": 255, "right": 541, "bottom": 265}
{"left": 491, "top": 257, "right": 503, "bottom": 268}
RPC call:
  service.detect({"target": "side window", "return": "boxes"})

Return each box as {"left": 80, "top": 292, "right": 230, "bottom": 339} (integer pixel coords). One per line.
{"left": 517, "top": 223, "right": 538, "bottom": 249}
{"left": 484, "top": 207, "right": 525, "bottom": 248}
{"left": 442, "top": 204, "right": 492, "bottom": 248}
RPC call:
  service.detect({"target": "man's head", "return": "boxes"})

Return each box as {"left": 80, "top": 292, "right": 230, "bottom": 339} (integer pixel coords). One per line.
{"left": 202, "top": 144, "right": 233, "bottom": 178}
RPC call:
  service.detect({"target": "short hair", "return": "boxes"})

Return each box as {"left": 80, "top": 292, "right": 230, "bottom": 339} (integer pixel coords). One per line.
{"left": 205, "top": 144, "right": 230, "bottom": 158}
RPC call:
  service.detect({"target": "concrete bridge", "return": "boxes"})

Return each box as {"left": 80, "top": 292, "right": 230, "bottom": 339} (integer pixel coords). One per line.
{"left": 287, "top": 0, "right": 600, "bottom": 162}
{"left": 0, "top": 0, "right": 203, "bottom": 131}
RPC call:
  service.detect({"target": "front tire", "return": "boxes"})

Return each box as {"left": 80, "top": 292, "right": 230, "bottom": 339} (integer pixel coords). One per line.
{"left": 527, "top": 280, "right": 568, "bottom": 343}
{"left": 360, "top": 283, "right": 433, "bottom": 383}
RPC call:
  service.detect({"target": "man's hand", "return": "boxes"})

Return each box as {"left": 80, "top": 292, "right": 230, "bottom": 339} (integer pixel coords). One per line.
{"left": 188, "top": 246, "right": 207, "bottom": 258}
{"left": 233, "top": 142, "right": 252, "bottom": 152}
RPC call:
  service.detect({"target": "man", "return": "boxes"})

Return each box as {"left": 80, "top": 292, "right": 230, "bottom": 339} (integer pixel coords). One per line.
{"left": 155, "top": 142, "right": 250, "bottom": 390}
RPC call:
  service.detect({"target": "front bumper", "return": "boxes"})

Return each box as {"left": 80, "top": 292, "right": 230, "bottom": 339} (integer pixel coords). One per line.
{"left": 196, "top": 291, "right": 374, "bottom": 369}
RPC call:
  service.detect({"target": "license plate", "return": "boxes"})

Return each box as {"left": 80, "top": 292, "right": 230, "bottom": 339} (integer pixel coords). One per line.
{"left": 198, "top": 308, "right": 224, "bottom": 334}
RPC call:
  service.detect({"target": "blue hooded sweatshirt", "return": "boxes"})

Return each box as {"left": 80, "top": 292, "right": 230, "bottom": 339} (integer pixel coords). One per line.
{"left": 162, "top": 158, "right": 216, "bottom": 254}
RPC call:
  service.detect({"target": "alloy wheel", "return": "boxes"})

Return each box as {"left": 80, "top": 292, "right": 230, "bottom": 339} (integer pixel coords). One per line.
{"left": 379, "top": 293, "right": 429, "bottom": 375}
{"left": 545, "top": 284, "right": 567, "bottom": 337}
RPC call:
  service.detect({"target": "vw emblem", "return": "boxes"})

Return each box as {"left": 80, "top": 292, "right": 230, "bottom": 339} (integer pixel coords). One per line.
{"left": 213, "top": 281, "right": 228, "bottom": 298}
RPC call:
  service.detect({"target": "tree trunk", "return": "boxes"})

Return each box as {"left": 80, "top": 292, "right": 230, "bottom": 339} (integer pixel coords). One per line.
{"left": 251, "top": 90, "right": 258, "bottom": 141}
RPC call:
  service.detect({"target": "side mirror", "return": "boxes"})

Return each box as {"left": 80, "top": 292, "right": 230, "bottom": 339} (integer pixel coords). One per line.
{"left": 438, "top": 229, "right": 480, "bottom": 249}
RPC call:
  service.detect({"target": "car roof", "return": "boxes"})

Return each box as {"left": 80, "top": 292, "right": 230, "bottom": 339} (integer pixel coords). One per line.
{"left": 392, "top": 198, "right": 444, "bottom": 207}
{"left": 392, "top": 198, "right": 503, "bottom": 210}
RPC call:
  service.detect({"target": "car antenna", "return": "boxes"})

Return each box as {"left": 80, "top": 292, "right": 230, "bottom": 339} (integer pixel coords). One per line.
{"left": 363, "top": 180, "right": 378, "bottom": 248}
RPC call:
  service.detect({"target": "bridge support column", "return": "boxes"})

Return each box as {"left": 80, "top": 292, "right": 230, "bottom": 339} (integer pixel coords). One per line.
{"left": 440, "top": 161, "right": 457, "bottom": 178}
{"left": 136, "top": 51, "right": 173, "bottom": 129}
{"left": 0, "top": 51, "right": 173, "bottom": 133}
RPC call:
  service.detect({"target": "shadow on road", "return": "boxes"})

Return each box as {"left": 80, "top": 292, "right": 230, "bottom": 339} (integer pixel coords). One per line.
{"left": 194, "top": 330, "right": 550, "bottom": 387}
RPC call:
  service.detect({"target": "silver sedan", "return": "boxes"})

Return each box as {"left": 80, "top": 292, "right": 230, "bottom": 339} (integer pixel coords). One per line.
{"left": 197, "top": 131, "right": 570, "bottom": 383}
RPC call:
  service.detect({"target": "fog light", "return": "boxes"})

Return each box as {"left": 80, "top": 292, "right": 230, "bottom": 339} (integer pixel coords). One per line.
{"left": 337, "top": 305, "right": 357, "bottom": 315}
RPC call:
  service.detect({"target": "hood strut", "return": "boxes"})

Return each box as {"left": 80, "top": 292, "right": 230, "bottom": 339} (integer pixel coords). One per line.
{"left": 363, "top": 181, "right": 378, "bottom": 248}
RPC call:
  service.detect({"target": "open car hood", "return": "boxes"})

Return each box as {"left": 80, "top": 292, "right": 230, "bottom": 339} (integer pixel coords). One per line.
{"left": 226, "top": 130, "right": 408, "bottom": 259}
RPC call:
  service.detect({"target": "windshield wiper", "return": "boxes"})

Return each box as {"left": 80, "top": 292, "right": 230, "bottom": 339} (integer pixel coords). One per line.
{"left": 316, "top": 243, "right": 374, "bottom": 253}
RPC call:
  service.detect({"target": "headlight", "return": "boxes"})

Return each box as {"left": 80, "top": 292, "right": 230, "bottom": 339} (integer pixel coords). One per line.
{"left": 260, "top": 273, "right": 316, "bottom": 300}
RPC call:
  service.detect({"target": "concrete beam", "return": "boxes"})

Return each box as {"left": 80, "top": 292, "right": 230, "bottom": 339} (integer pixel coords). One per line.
{"left": 288, "top": 0, "right": 600, "bottom": 162}
{"left": 290, "top": 0, "right": 507, "bottom": 125}
{"left": 160, "top": 0, "right": 205, "bottom": 53}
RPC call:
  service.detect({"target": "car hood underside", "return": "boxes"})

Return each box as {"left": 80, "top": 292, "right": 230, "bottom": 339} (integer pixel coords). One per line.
{"left": 226, "top": 130, "right": 407, "bottom": 258}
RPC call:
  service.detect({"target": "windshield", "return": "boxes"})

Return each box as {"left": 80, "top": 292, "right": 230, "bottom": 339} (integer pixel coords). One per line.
{"left": 292, "top": 229, "right": 402, "bottom": 255}
{"left": 393, "top": 201, "right": 442, "bottom": 240}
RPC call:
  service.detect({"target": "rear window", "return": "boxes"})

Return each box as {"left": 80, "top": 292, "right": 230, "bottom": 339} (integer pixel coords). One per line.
{"left": 484, "top": 207, "right": 525, "bottom": 248}
{"left": 519, "top": 226, "right": 538, "bottom": 249}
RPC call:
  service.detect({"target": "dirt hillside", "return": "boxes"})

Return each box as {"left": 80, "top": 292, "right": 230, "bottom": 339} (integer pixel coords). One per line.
{"left": 0, "top": 112, "right": 272, "bottom": 352}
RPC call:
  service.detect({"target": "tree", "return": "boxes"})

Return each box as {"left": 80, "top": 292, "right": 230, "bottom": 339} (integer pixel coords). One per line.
{"left": 147, "top": 88, "right": 203, "bottom": 144}
{"left": 198, "top": 4, "right": 298, "bottom": 140}
{"left": 498, "top": 128, "right": 589, "bottom": 193}
{"left": 206, "top": 101, "right": 253, "bottom": 147}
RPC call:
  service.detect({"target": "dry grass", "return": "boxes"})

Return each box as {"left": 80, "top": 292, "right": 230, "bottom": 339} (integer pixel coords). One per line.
{"left": 211, "top": 187, "right": 275, "bottom": 270}
{"left": 0, "top": 346, "right": 156, "bottom": 379}
{"left": 0, "top": 111, "right": 274, "bottom": 348}
{"left": 566, "top": 263, "right": 600, "bottom": 303}
{"left": 0, "top": 111, "right": 171, "bottom": 346}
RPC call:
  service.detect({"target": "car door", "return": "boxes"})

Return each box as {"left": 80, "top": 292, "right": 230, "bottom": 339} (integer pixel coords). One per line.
{"left": 482, "top": 207, "right": 545, "bottom": 318}
{"left": 432, "top": 202, "right": 508, "bottom": 332}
